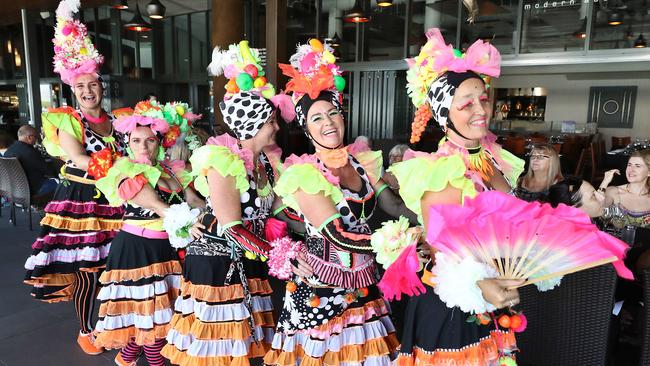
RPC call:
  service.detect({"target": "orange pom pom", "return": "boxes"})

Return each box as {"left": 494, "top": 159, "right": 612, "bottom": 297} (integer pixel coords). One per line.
{"left": 497, "top": 314, "right": 511, "bottom": 328}
{"left": 509, "top": 314, "right": 522, "bottom": 329}
{"left": 308, "top": 295, "right": 321, "bottom": 307}
{"left": 357, "top": 287, "right": 369, "bottom": 298}
{"left": 286, "top": 281, "right": 297, "bottom": 293}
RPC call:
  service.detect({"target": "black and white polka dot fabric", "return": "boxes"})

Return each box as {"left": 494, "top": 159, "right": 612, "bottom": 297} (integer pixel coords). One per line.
{"left": 294, "top": 90, "right": 343, "bottom": 128}
{"left": 219, "top": 92, "right": 274, "bottom": 140}
{"left": 426, "top": 74, "right": 457, "bottom": 128}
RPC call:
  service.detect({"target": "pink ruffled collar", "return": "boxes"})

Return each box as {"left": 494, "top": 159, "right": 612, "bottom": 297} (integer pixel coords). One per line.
{"left": 206, "top": 134, "right": 255, "bottom": 172}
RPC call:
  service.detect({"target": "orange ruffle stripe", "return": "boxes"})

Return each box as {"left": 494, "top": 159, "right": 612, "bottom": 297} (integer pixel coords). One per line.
{"left": 99, "top": 293, "right": 176, "bottom": 317}
{"left": 395, "top": 330, "right": 517, "bottom": 366}
{"left": 306, "top": 298, "right": 389, "bottom": 338}
{"left": 264, "top": 333, "right": 399, "bottom": 366}
{"left": 25, "top": 270, "right": 105, "bottom": 303}
{"left": 161, "top": 339, "right": 269, "bottom": 366}
{"left": 179, "top": 278, "right": 272, "bottom": 303}
{"left": 94, "top": 323, "right": 171, "bottom": 349}
{"left": 41, "top": 214, "right": 122, "bottom": 232}
{"left": 167, "top": 311, "right": 275, "bottom": 342}
{"left": 99, "top": 260, "right": 182, "bottom": 283}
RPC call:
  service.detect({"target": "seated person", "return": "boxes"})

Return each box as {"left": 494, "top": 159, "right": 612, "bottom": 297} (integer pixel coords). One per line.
{"left": 548, "top": 176, "right": 605, "bottom": 218}
{"left": 4, "top": 125, "right": 58, "bottom": 196}
{"left": 382, "top": 144, "right": 409, "bottom": 193}
{"left": 598, "top": 149, "right": 650, "bottom": 229}
{"left": 515, "top": 144, "right": 563, "bottom": 203}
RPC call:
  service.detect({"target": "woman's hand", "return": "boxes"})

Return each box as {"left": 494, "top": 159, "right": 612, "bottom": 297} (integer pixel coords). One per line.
{"left": 600, "top": 169, "right": 620, "bottom": 189}
{"left": 189, "top": 221, "right": 205, "bottom": 240}
{"left": 476, "top": 278, "right": 525, "bottom": 309}
{"left": 291, "top": 251, "right": 314, "bottom": 278}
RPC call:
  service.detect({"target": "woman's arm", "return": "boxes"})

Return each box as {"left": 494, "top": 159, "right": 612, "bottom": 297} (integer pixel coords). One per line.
{"left": 59, "top": 130, "right": 90, "bottom": 170}
{"left": 272, "top": 197, "right": 306, "bottom": 234}
{"left": 373, "top": 179, "right": 418, "bottom": 225}
{"left": 129, "top": 182, "right": 170, "bottom": 217}
{"left": 183, "top": 186, "right": 206, "bottom": 210}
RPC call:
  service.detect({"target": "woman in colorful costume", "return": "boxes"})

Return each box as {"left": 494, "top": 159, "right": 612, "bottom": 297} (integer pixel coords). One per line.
{"left": 162, "top": 40, "right": 295, "bottom": 366}
{"left": 264, "top": 40, "right": 416, "bottom": 366}
{"left": 93, "top": 100, "right": 205, "bottom": 366}
{"left": 388, "top": 29, "right": 526, "bottom": 365}
{"left": 23, "top": 0, "right": 129, "bottom": 355}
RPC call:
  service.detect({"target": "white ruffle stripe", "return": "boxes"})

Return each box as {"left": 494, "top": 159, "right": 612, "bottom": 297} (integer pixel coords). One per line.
{"left": 271, "top": 315, "right": 394, "bottom": 358}
{"left": 97, "top": 275, "right": 181, "bottom": 301}
{"left": 24, "top": 244, "right": 111, "bottom": 269}
{"left": 166, "top": 327, "right": 275, "bottom": 355}
{"left": 339, "top": 357, "right": 392, "bottom": 366}
{"left": 95, "top": 309, "right": 173, "bottom": 331}
{"left": 173, "top": 294, "right": 273, "bottom": 321}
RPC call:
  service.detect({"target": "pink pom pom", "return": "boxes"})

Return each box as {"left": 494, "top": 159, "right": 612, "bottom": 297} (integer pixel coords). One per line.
{"left": 223, "top": 64, "right": 240, "bottom": 79}
{"left": 513, "top": 312, "right": 527, "bottom": 333}
{"left": 378, "top": 244, "right": 426, "bottom": 301}
{"left": 268, "top": 237, "right": 302, "bottom": 280}
{"left": 62, "top": 25, "right": 73, "bottom": 36}
{"left": 244, "top": 64, "right": 259, "bottom": 79}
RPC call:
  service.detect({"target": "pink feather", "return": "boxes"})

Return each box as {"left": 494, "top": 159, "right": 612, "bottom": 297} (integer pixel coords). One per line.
{"left": 378, "top": 244, "right": 426, "bottom": 301}
{"left": 270, "top": 93, "right": 296, "bottom": 122}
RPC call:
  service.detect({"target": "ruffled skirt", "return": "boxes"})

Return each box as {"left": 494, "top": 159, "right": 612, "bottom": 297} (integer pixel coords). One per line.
{"left": 94, "top": 231, "right": 181, "bottom": 349}
{"left": 264, "top": 282, "right": 399, "bottom": 366}
{"left": 23, "top": 168, "right": 123, "bottom": 302}
{"left": 396, "top": 284, "right": 517, "bottom": 366}
{"left": 162, "top": 254, "right": 275, "bottom": 366}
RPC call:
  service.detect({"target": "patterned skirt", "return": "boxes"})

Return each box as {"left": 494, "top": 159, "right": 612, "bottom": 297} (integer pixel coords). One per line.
{"left": 162, "top": 253, "right": 275, "bottom": 366}
{"left": 94, "top": 231, "right": 181, "bottom": 349}
{"left": 264, "top": 281, "right": 399, "bottom": 366}
{"left": 23, "top": 168, "right": 123, "bottom": 302}
{"left": 396, "top": 284, "right": 517, "bottom": 366}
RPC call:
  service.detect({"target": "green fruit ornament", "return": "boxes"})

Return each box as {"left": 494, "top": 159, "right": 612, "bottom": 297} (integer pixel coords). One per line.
{"left": 236, "top": 73, "right": 254, "bottom": 91}
{"left": 334, "top": 75, "right": 346, "bottom": 92}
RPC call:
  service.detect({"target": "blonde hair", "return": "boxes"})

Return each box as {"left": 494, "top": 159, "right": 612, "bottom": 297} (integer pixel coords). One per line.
{"left": 522, "top": 144, "right": 563, "bottom": 190}
{"left": 168, "top": 141, "right": 191, "bottom": 163}
{"left": 629, "top": 149, "right": 650, "bottom": 190}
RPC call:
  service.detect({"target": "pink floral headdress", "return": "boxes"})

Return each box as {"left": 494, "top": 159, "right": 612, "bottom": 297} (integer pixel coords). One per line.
{"left": 52, "top": 0, "right": 104, "bottom": 85}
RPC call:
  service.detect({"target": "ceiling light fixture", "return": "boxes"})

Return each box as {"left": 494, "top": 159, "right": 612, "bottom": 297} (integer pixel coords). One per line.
{"left": 608, "top": 11, "right": 623, "bottom": 26}
{"left": 344, "top": 0, "right": 371, "bottom": 23}
{"left": 147, "top": 0, "right": 166, "bottom": 20}
{"left": 377, "top": 0, "right": 393, "bottom": 6}
{"left": 124, "top": 4, "right": 152, "bottom": 32}
{"left": 111, "top": 0, "right": 129, "bottom": 10}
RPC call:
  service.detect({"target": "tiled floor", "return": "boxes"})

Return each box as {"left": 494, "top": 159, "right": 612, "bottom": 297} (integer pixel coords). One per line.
{"left": 0, "top": 209, "right": 122, "bottom": 366}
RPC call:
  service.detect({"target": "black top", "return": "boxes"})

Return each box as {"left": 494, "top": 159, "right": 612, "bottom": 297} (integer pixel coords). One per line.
{"left": 4, "top": 141, "right": 55, "bottom": 193}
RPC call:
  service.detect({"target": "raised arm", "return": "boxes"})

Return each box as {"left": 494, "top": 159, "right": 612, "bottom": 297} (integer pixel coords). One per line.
{"left": 59, "top": 130, "right": 90, "bottom": 170}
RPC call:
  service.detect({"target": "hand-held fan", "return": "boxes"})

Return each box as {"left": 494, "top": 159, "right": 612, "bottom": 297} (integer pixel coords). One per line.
{"left": 427, "top": 191, "right": 634, "bottom": 290}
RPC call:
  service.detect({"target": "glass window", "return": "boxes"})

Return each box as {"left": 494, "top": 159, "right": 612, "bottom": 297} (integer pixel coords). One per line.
{"left": 121, "top": 10, "right": 137, "bottom": 77}
{"left": 139, "top": 33, "right": 153, "bottom": 79}
{"left": 161, "top": 18, "right": 174, "bottom": 76}
{"left": 519, "top": 0, "right": 586, "bottom": 53}
{"left": 285, "top": 2, "right": 318, "bottom": 60}
{"left": 190, "top": 12, "right": 208, "bottom": 76}
{"left": 175, "top": 15, "right": 190, "bottom": 79}
{"left": 409, "top": 0, "right": 457, "bottom": 55}
{"left": 460, "top": 0, "right": 518, "bottom": 55}
{"left": 590, "top": 0, "right": 648, "bottom": 50}
{"left": 365, "top": 2, "right": 407, "bottom": 61}
{"left": 97, "top": 7, "right": 114, "bottom": 74}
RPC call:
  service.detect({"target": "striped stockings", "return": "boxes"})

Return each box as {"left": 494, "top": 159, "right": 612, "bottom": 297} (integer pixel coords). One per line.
{"left": 73, "top": 270, "right": 99, "bottom": 334}
{"left": 120, "top": 339, "right": 166, "bottom": 366}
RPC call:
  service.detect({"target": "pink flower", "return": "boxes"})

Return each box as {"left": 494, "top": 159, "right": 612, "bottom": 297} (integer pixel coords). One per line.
{"left": 61, "top": 24, "right": 73, "bottom": 36}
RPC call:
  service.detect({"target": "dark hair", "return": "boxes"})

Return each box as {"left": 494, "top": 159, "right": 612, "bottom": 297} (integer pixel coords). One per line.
{"left": 548, "top": 176, "right": 583, "bottom": 208}
{"left": 0, "top": 131, "right": 12, "bottom": 149}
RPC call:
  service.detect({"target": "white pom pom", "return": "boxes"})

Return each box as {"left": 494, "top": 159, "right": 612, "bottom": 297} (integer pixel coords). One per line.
{"left": 431, "top": 252, "right": 498, "bottom": 314}
{"left": 163, "top": 203, "right": 201, "bottom": 249}
{"left": 56, "top": 0, "right": 81, "bottom": 19}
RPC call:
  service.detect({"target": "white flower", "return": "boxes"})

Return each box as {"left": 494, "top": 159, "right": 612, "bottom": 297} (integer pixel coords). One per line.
{"left": 163, "top": 203, "right": 201, "bottom": 249}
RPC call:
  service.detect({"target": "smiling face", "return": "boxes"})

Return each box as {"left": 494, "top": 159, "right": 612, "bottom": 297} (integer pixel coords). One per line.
{"left": 129, "top": 126, "right": 160, "bottom": 164}
{"left": 447, "top": 78, "right": 491, "bottom": 143}
{"left": 305, "top": 100, "right": 345, "bottom": 149}
{"left": 529, "top": 148, "right": 551, "bottom": 173}
{"left": 626, "top": 156, "right": 649, "bottom": 184}
{"left": 73, "top": 74, "right": 103, "bottom": 111}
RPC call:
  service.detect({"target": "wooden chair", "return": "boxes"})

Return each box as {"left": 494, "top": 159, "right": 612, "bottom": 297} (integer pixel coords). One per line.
{"left": 575, "top": 147, "right": 589, "bottom": 178}
{"left": 517, "top": 265, "right": 617, "bottom": 366}
{"left": 551, "top": 143, "right": 562, "bottom": 154}
{"left": 612, "top": 136, "right": 631, "bottom": 150}
{"left": 589, "top": 141, "right": 605, "bottom": 184}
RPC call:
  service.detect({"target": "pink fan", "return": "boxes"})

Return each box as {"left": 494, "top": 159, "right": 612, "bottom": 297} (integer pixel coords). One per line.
{"left": 427, "top": 191, "right": 634, "bottom": 288}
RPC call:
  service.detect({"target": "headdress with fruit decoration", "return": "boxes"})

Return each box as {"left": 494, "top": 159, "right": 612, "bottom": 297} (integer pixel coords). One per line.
{"left": 406, "top": 28, "right": 501, "bottom": 143}
{"left": 208, "top": 40, "right": 294, "bottom": 140}
{"left": 114, "top": 100, "right": 171, "bottom": 162}
{"left": 52, "top": 0, "right": 104, "bottom": 86}
{"left": 279, "top": 39, "right": 347, "bottom": 127}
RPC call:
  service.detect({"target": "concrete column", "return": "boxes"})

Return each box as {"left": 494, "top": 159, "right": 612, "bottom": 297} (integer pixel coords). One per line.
{"left": 211, "top": 0, "right": 244, "bottom": 128}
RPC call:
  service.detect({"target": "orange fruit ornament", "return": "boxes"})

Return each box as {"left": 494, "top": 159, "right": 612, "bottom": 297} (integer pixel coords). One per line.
{"left": 358, "top": 288, "right": 369, "bottom": 298}
{"left": 477, "top": 313, "right": 491, "bottom": 325}
{"left": 497, "top": 314, "right": 511, "bottom": 328}
{"left": 308, "top": 295, "right": 321, "bottom": 307}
